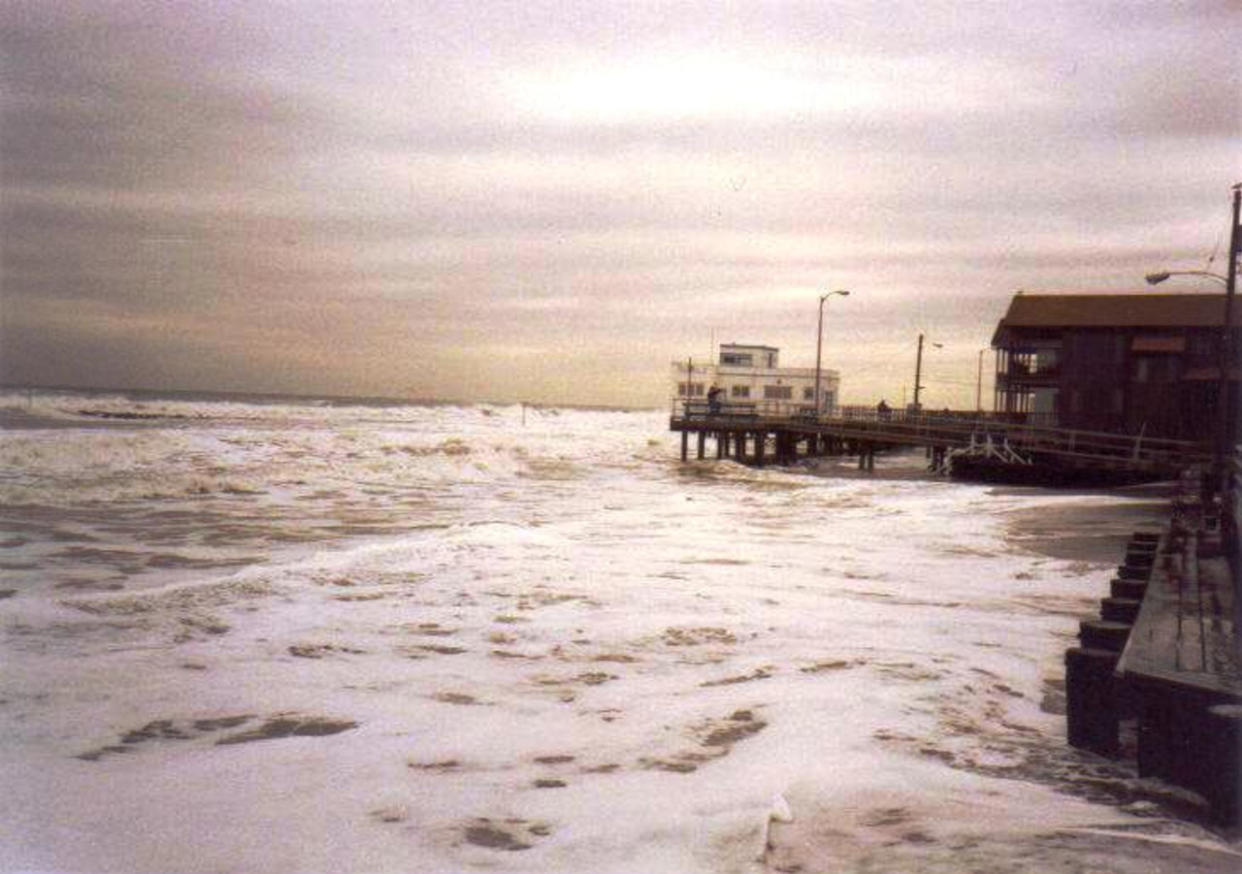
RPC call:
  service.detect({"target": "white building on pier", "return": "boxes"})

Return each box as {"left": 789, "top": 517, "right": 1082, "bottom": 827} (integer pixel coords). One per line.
{"left": 670, "top": 343, "right": 841, "bottom": 416}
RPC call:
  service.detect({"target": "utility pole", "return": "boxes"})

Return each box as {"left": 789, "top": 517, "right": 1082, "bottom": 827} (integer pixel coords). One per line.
{"left": 976, "top": 349, "right": 985, "bottom": 413}
{"left": 912, "top": 333, "right": 943, "bottom": 413}
{"left": 815, "top": 304, "right": 825, "bottom": 414}
{"left": 815, "top": 290, "right": 849, "bottom": 416}
{"left": 912, "top": 333, "right": 925, "bottom": 412}
{"left": 1217, "top": 183, "right": 1241, "bottom": 499}
{"left": 686, "top": 357, "right": 693, "bottom": 413}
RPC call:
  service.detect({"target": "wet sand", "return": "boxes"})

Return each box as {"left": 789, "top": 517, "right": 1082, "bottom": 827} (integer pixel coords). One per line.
{"left": 998, "top": 481, "right": 1174, "bottom": 565}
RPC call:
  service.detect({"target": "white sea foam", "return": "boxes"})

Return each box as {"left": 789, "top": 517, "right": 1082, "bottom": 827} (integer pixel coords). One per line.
{"left": 0, "top": 391, "right": 1232, "bottom": 873}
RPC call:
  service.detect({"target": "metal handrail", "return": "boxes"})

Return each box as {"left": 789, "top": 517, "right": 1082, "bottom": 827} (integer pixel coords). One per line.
{"left": 669, "top": 403, "right": 1212, "bottom": 470}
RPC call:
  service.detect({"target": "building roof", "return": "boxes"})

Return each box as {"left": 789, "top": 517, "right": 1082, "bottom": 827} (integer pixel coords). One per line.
{"left": 992, "top": 293, "right": 1239, "bottom": 345}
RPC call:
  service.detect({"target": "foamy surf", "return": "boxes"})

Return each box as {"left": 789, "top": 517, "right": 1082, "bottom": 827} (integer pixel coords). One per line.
{"left": 0, "top": 388, "right": 1234, "bottom": 873}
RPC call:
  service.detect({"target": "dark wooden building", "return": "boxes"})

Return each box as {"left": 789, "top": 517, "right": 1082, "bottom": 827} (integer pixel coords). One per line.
{"left": 991, "top": 293, "right": 1240, "bottom": 439}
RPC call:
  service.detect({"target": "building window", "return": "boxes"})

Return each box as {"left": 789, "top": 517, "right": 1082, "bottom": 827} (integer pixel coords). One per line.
{"left": 763, "top": 385, "right": 793, "bottom": 400}
{"left": 1189, "top": 332, "right": 1216, "bottom": 356}
{"left": 803, "top": 387, "right": 815, "bottom": 400}
{"left": 678, "top": 382, "right": 706, "bottom": 397}
{"left": 720, "top": 353, "right": 753, "bottom": 366}
{"left": 731, "top": 385, "right": 750, "bottom": 398}
{"left": 1035, "top": 348, "right": 1059, "bottom": 373}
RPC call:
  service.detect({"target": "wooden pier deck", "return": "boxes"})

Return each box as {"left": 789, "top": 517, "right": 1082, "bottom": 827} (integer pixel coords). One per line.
{"left": 1067, "top": 471, "right": 1242, "bottom": 827}
{"left": 670, "top": 403, "right": 1211, "bottom": 479}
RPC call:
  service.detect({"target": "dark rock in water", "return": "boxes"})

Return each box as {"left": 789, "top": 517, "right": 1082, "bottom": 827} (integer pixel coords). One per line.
{"left": 75, "top": 408, "right": 190, "bottom": 421}
{"left": 121, "top": 720, "right": 192, "bottom": 743}
{"left": 192, "top": 715, "right": 253, "bottom": 732}
{"left": 463, "top": 822, "right": 533, "bottom": 851}
{"left": 215, "top": 716, "right": 358, "bottom": 745}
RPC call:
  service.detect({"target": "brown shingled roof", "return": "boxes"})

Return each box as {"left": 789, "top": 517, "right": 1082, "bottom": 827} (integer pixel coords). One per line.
{"left": 991, "top": 293, "right": 1238, "bottom": 345}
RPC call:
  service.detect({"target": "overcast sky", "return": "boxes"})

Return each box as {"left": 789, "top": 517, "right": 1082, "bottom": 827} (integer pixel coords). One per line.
{"left": 2, "top": 1, "right": 1238, "bottom": 408}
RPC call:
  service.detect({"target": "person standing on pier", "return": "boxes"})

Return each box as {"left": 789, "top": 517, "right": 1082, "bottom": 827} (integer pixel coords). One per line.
{"left": 707, "top": 385, "right": 723, "bottom": 415}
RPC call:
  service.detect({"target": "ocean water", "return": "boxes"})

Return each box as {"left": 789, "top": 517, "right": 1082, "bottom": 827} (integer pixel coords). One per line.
{"left": 1, "top": 388, "right": 1238, "bottom": 874}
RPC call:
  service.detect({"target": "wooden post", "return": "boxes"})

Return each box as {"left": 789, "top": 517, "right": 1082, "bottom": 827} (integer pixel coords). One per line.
{"left": 1078, "top": 619, "right": 1131, "bottom": 652}
{"left": 1205, "top": 705, "right": 1242, "bottom": 827}
{"left": 1066, "top": 647, "right": 1121, "bottom": 757}
{"left": 755, "top": 432, "right": 766, "bottom": 467}
{"left": 1110, "top": 578, "right": 1147, "bottom": 600}
{"left": 697, "top": 431, "right": 706, "bottom": 460}
{"left": 716, "top": 432, "right": 725, "bottom": 459}
{"left": 859, "top": 443, "right": 875, "bottom": 470}
{"left": 1100, "top": 597, "right": 1141, "bottom": 624}
{"left": 680, "top": 431, "right": 688, "bottom": 462}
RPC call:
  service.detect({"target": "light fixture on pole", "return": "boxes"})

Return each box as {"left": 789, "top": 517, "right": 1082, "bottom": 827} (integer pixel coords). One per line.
{"left": 1146, "top": 270, "right": 1228, "bottom": 288}
{"left": 815, "top": 290, "right": 850, "bottom": 416}
{"left": 1146, "top": 183, "right": 1240, "bottom": 503}
{"left": 912, "top": 333, "right": 943, "bottom": 413}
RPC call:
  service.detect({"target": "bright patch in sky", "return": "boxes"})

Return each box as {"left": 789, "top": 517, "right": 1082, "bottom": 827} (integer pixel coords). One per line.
{"left": 507, "top": 53, "right": 876, "bottom": 123}
{"left": 505, "top": 51, "right": 1046, "bottom": 127}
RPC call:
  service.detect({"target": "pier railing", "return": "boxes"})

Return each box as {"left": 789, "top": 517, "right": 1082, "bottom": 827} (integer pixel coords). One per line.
{"left": 670, "top": 402, "right": 1212, "bottom": 474}
{"left": 672, "top": 399, "right": 1060, "bottom": 428}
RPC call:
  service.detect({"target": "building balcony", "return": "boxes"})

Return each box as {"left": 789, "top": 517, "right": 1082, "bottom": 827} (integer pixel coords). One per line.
{"left": 997, "top": 367, "right": 1060, "bottom": 387}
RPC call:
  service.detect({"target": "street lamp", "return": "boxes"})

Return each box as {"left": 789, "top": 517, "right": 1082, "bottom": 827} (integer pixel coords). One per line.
{"left": 1146, "top": 183, "right": 1240, "bottom": 504}
{"left": 912, "top": 333, "right": 943, "bottom": 413}
{"left": 1146, "top": 270, "right": 1228, "bottom": 288}
{"left": 815, "top": 290, "right": 850, "bottom": 416}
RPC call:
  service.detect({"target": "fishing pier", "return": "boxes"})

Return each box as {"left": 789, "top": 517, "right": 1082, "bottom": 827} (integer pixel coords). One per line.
{"left": 669, "top": 402, "right": 1211, "bottom": 482}
{"left": 1066, "top": 466, "right": 1242, "bottom": 828}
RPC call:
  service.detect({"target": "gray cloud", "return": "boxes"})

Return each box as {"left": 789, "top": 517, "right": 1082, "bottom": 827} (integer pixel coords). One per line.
{"left": 2, "top": 0, "right": 1237, "bottom": 406}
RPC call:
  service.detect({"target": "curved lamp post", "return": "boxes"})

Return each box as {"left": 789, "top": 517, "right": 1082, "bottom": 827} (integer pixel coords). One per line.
{"left": 815, "top": 290, "right": 850, "bottom": 416}
{"left": 1146, "top": 270, "right": 1228, "bottom": 288}
{"left": 912, "top": 334, "right": 943, "bottom": 412}
{"left": 1146, "top": 183, "right": 1240, "bottom": 503}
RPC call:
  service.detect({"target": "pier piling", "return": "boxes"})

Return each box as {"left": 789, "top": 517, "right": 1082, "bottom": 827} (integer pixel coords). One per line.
{"left": 1065, "top": 518, "right": 1241, "bottom": 827}
{"left": 1066, "top": 646, "right": 1122, "bottom": 757}
{"left": 1078, "top": 619, "right": 1131, "bottom": 652}
{"left": 1205, "top": 705, "right": 1242, "bottom": 826}
{"left": 1100, "top": 596, "right": 1141, "bottom": 624}
{"left": 1110, "top": 578, "right": 1148, "bottom": 600}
